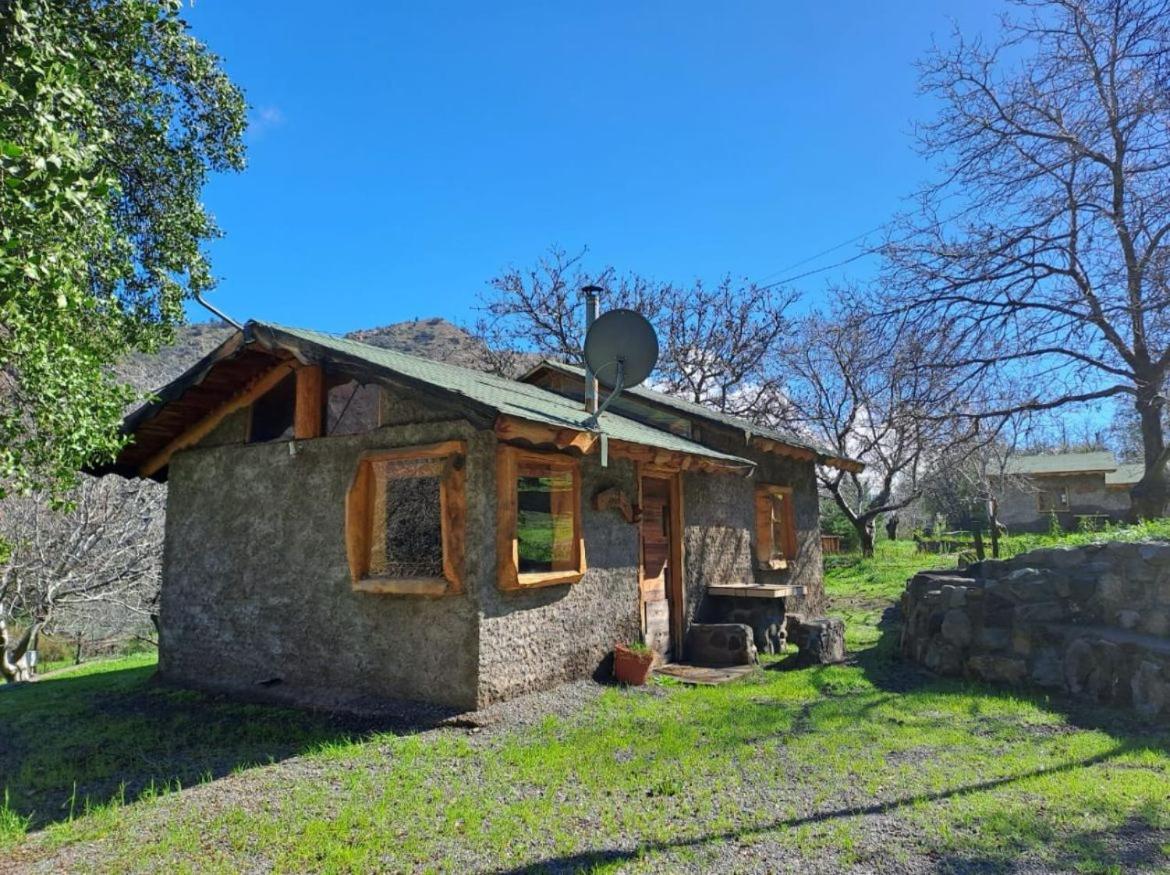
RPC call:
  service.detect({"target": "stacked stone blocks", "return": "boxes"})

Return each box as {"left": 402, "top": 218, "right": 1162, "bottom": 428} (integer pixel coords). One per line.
{"left": 900, "top": 542, "right": 1170, "bottom": 718}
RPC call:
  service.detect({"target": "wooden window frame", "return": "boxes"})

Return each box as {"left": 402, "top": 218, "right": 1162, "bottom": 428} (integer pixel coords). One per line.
{"left": 1036, "top": 485, "right": 1070, "bottom": 513}
{"left": 345, "top": 440, "right": 466, "bottom": 597}
{"left": 755, "top": 485, "right": 797, "bottom": 571}
{"left": 496, "top": 445, "right": 586, "bottom": 591}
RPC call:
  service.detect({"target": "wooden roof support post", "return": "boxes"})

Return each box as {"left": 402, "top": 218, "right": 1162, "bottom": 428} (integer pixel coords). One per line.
{"left": 294, "top": 364, "right": 324, "bottom": 440}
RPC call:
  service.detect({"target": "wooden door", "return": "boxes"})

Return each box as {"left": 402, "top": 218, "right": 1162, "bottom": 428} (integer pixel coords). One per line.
{"left": 640, "top": 476, "right": 673, "bottom": 660}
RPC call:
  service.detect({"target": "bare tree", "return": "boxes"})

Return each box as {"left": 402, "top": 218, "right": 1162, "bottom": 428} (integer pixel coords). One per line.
{"left": 922, "top": 417, "right": 1036, "bottom": 556}
{"left": 883, "top": 0, "right": 1170, "bottom": 518}
{"left": 475, "top": 247, "right": 795, "bottom": 417}
{"left": 0, "top": 476, "right": 162, "bottom": 682}
{"left": 781, "top": 303, "right": 984, "bottom": 556}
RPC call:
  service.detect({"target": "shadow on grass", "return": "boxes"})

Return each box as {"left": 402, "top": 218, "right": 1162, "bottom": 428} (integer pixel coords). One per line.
{"left": 493, "top": 741, "right": 1165, "bottom": 874}
{"left": 0, "top": 659, "right": 454, "bottom": 831}
{"left": 856, "top": 603, "right": 1170, "bottom": 749}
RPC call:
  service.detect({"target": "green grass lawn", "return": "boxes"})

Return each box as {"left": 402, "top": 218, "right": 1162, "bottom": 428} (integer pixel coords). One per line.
{"left": 2, "top": 540, "right": 1169, "bottom": 872}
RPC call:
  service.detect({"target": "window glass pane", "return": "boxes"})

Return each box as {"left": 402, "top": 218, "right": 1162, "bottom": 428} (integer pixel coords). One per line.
{"left": 369, "top": 458, "right": 443, "bottom": 578}
{"left": 516, "top": 463, "right": 575, "bottom": 573}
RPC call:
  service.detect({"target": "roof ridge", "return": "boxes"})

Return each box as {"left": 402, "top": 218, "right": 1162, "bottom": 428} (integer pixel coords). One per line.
{"left": 249, "top": 321, "right": 757, "bottom": 467}
{"left": 524, "top": 358, "right": 848, "bottom": 462}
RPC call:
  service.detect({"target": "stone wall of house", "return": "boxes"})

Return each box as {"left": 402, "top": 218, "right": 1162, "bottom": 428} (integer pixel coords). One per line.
{"left": 475, "top": 455, "right": 642, "bottom": 705}
{"left": 684, "top": 450, "right": 825, "bottom": 653}
{"left": 164, "top": 372, "right": 828, "bottom": 709}
{"left": 753, "top": 450, "right": 826, "bottom": 616}
{"left": 161, "top": 418, "right": 490, "bottom": 711}
{"left": 901, "top": 542, "right": 1170, "bottom": 718}
{"left": 684, "top": 469, "right": 756, "bottom": 631}
{"left": 998, "top": 474, "right": 1131, "bottom": 532}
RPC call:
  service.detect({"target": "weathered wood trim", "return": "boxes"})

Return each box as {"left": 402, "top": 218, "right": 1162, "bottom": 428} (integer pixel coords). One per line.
{"left": 754, "top": 484, "right": 796, "bottom": 570}
{"left": 293, "top": 364, "right": 324, "bottom": 439}
{"left": 494, "top": 414, "right": 749, "bottom": 474}
{"left": 345, "top": 440, "right": 467, "bottom": 595}
{"left": 139, "top": 360, "right": 300, "bottom": 477}
{"left": 750, "top": 435, "right": 817, "bottom": 462}
{"left": 750, "top": 435, "right": 863, "bottom": 473}
{"left": 592, "top": 485, "right": 637, "bottom": 523}
{"left": 636, "top": 464, "right": 686, "bottom": 654}
{"left": 495, "top": 445, "right": 585, "bottom": 591}
{"left": 493, "top": 415, "right": 597, "bottom": 453}
{"left": 707, "top": 583, "right": 804, "bottom": 599}
{"left": 495, "top": 445, "right": 520, "bottom": 591}
{"left": 352, "top": 578, "right": 450, "bottom": 597}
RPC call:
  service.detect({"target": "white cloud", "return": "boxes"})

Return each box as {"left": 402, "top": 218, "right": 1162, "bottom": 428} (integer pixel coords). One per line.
{"left": 247, "top": 105, "right": 285, "bottom": 140}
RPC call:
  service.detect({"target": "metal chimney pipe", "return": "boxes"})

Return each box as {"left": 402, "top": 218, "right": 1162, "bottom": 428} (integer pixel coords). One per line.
{"left": 581, "top": 285, "right": 601, "bottom": 413}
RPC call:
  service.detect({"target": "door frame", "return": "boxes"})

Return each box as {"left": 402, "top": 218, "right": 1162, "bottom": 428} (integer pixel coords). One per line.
{"left": 636, "top": 464, "right": 686, "bottom": 656}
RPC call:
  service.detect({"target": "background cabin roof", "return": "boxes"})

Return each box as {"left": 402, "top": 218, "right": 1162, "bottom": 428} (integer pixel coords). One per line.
{"left": 1002, "top": 451, "right": 1118, "bottom": 476}
{"left": 1105, "top": 463, "right": 1146, "bottom": 486}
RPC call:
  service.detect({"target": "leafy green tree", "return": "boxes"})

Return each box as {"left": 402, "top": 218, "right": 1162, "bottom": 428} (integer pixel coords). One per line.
{"left": 0, "top": 0, "right": 245, "bottom": 500}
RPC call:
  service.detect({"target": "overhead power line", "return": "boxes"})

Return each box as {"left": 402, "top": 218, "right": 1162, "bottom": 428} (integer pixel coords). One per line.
{"left": 756, "top": 222, "right": 889, "bottom": 285}
{"left": 757, "top": 248, "right": 877, "bottom": 291}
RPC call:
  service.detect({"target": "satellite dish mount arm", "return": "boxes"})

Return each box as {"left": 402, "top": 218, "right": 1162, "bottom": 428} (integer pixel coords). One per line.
{"left": 585, "top": 360, "right": 624, "bottom": 431}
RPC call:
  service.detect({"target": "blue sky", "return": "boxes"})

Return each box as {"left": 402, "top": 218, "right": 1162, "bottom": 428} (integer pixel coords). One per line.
{"left": 185, "top": 2, "right": 1003, "bottom": 333}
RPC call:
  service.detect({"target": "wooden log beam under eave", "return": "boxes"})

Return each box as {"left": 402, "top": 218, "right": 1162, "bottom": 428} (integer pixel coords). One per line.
{"left": 492, "top": 415, "right": 597, "bottom": 454}
{"left": 138, "top": 360, "right": 301, "bottom": 478}
{"left": 294, "top": 364, "right": 324, "bottom": 440}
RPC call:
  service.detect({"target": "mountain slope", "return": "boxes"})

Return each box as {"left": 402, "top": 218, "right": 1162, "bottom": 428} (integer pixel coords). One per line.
{"left": 116, "top": 317, "right": 489, "bottom": 393}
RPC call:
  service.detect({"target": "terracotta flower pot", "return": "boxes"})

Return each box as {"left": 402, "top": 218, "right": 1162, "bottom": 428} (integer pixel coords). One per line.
{"left": 613, "top": 644, "right": 655, "bottom": 685}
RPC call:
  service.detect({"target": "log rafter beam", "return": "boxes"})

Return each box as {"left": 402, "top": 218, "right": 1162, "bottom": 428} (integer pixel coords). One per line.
{"left": 492, "top": 414, "right": 748, "bottom": 474}
{"left": 138, "top": 359, "right": 301, "bottom": 477}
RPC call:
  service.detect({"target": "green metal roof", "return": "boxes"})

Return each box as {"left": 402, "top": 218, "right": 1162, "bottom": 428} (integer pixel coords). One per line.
{"left": 1003, "top": 451, "right": 1117, "bottom": 476}
{"left": 1105, "top": 463, "right": 1145, "bottom": 486}
{"left": 256, "top": 323, "right": 755, "bottom": 468}
{"left": 523, "top": 359, "right": 850, "bottom": 463}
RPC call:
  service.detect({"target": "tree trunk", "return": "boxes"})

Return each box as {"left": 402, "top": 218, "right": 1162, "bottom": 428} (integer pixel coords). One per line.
{"left": 857, "top": 518, "right": 876, "bottom": 558}
{"left": 885, "top": 514, "right": 899, "bottom": 541}
{"left": 988, "top": 498, "right": 1001, "bottom": 559}
{"left": 0, "top": 618, "right": 42, "bottom": 683}
{"left": 1131, "top": 383, "right": 1170, "bottom": 520}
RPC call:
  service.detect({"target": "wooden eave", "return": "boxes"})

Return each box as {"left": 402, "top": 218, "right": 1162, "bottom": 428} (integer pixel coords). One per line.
{"left": 749, "top": 435, "right": 863, "bottom": 473}
{"left": 524, "top": 362, "right": 863, "bottom": 474}
{"left": 96, "top": 322, "right": 766, "bottom": 482}
{"left": 492, "top": 414, "right": 750, "bottom": 473}
{"left": 94, "top": 324, "right": 499, "bottom": 482}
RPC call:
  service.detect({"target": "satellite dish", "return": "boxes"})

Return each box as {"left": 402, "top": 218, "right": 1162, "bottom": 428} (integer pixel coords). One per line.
{"left": 583, "top": 308, "right": 659, "bottom": 389}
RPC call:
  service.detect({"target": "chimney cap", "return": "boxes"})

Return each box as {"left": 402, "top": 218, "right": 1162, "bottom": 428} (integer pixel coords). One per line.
{"left": 580, "top": 284, "right": 603, "bottom": 295}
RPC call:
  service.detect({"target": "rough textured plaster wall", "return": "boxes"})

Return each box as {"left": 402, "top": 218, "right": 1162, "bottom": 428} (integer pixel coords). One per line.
{"left": 683, "top": 470, "right": 756, "bottom": 628}
{"left": 200, "top": 407, "right": 250, "bottom": 447}
{"left": 161, "top": 418, "right": 491, "bottom": 710}
{"left": 752, "top": 451, "right": 826, "bottom": 615}
{"left": 681, "top": 440, "right": 826, "bottom": 622}
{"left": 379, "top": 387, "right": 467, "bottom": 426}
{"left": 999, "top": 474, "right": 1131, "bottom": 531}
{"left": 476, "top": 454, "right": 642, "bottom": 705}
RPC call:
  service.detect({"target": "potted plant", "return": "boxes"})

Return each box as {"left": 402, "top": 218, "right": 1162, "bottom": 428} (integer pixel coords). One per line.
{"left": 613, "top": 642, "right": 655, "bottom": 685}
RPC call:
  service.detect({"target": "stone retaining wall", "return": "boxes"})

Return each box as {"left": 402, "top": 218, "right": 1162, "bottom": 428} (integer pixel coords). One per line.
{"left": 900, "top": 542, "right": 1170, "bottom": 718}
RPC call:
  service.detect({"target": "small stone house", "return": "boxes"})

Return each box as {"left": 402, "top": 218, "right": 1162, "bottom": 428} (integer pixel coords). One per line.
{"left": 998, "top": 452, "right": 1139, "bottom": 532}
{"left": 93, "top": 321, "right": 860, "bottom": 710}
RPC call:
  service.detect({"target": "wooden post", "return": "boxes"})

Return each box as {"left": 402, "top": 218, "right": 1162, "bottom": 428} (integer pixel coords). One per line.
{"left": 294, "top": 364, "right": 324, "bottom": 439}
{"left": 988, "top": 498, "right": 1001, "bottom": 559}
